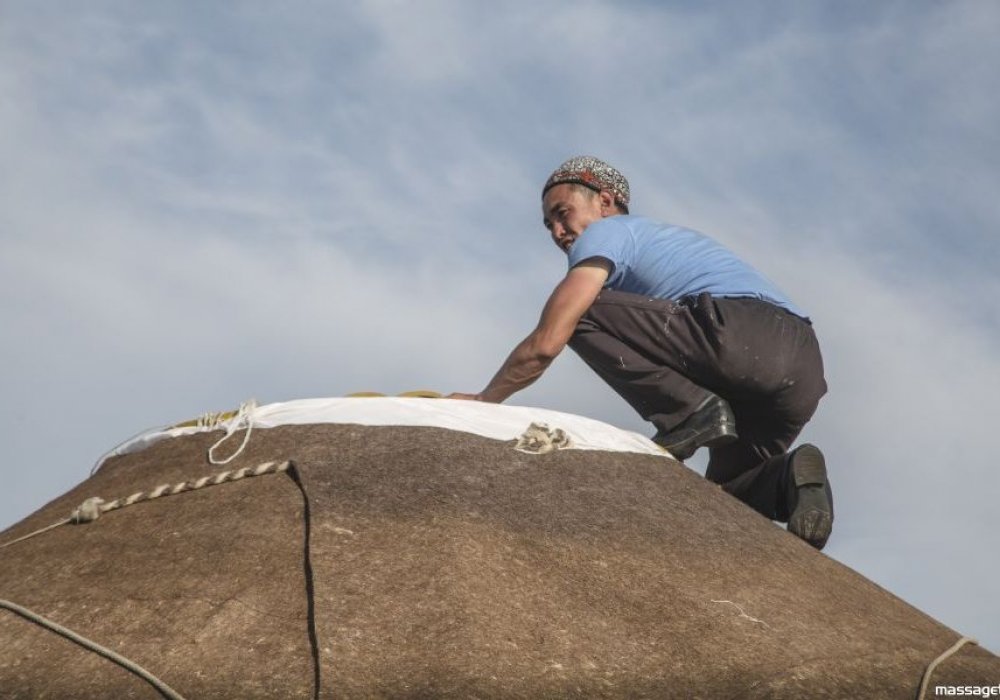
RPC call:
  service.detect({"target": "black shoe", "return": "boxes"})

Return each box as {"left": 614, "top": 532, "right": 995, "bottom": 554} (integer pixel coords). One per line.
{"left": 653, "top": 395, "right": 738, "bottom": 461}
{"left": 786, "top": 444, "right": 834, "bottom": 550}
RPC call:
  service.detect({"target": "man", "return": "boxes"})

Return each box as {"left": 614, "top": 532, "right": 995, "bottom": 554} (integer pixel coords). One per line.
{"left": 449, "top": 156, "right": 833, "bottom": 550}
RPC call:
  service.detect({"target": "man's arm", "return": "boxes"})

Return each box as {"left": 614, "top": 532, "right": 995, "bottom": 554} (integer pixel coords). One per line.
{"left": 449, "top": 259, "right": 611, "bottom": 403}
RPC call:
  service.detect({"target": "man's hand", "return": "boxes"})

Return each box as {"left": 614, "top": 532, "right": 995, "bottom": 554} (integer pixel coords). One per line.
{"left": 469, "top": 259, "right": 611, "bottom": 404}
{"left": 446, "top": 392, "right": 482, "bottom": 401}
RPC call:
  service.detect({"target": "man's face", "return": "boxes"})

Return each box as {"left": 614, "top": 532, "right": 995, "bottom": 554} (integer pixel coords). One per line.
{"left": 542, "top": 184, "right": 607, "bottom": 254}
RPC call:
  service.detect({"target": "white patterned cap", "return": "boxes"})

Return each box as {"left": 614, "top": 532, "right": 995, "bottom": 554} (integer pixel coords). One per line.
{"left": 542, "top": 156, "right": 630, "bottom": 212}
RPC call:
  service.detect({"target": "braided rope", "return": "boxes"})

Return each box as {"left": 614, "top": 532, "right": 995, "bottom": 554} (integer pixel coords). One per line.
{"left": 1, "top": 598, "right": 187, "bottom": 699}
{"left": 1, "top": 459, "right": 298, "bottom": 695}
{"left": 71, "top": 460, "right": 291, "bottom": 523}
{"left": 0, "top": 461, "right": 292, "bottom": 549}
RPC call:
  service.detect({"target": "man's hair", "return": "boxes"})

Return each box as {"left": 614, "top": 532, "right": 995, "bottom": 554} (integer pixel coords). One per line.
{"left": 569, "top": 183, "right": 628, "bottom": 215}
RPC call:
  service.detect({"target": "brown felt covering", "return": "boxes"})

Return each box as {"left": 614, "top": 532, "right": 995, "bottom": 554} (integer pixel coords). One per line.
{"left": 0, "top": 423, "right": 997, "bottom": 698}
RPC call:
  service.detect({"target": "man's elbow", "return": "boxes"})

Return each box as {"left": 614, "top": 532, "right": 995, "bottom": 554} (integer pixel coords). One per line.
{"left": 531, "top": 332, "right": 569, "bottom": 363}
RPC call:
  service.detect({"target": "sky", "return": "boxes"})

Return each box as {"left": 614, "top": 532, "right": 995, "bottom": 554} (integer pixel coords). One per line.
{"left": 2, "top": 1, "right": 998, "bottom": 653}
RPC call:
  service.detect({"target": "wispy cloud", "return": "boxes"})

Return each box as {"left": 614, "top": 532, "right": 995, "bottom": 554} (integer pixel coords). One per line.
{"left": 1, "top": 0, "right": 997, "bottom": 650}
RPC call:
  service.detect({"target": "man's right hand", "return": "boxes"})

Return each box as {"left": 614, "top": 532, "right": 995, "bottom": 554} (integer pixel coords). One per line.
{"left": 446, "top": 392, "right": 484, "bottom": 401}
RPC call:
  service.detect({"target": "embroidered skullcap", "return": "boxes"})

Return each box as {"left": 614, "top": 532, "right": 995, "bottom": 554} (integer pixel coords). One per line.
{"left": 542, "top": 155, "right": 630, "bottom": 212}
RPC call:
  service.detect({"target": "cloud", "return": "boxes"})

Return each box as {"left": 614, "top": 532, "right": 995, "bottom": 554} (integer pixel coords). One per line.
{"left": 1, "top": 0, "right": 997, "bottom": 651}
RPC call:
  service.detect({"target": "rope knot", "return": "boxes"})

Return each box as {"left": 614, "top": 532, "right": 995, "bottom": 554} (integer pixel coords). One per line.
{"left": 71, "top": 497, "right": 106, "bottom": 524}
{"left": 515, "top": 422, "right": 572, "bottom": 454}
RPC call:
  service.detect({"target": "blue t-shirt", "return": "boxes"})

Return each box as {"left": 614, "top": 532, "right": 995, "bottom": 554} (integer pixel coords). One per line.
{"left": 567, "top": 215, "right": 808, "bottom": 319}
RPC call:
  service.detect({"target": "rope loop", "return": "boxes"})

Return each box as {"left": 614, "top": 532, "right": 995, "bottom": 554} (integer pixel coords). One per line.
{"left": 207, "top": 399, "right": 257, "bottom": 465}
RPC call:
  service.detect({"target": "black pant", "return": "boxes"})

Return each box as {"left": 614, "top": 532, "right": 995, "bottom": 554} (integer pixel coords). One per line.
{"left": 568, "top": 290, "right": 827, "bottom": 521}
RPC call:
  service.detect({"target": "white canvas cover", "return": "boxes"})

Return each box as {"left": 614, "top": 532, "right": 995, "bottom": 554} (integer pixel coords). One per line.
{"left": 97, "top": 397, "right": 668, "bottom": 469}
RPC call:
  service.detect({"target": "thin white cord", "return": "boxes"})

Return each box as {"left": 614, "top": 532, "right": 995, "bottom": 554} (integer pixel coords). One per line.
{"left": 91, "top": 399, "right": 259, "bottom": 475}
{"left": 207, "top": 399, "right": 257, "bottom": 465}
{"left": 0, "top": 518, "right": 73, "bottom": 550}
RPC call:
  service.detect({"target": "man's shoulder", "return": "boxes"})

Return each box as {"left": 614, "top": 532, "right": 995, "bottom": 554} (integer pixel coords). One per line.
{"left": 588, "top": 217, "right": 708, "bottom": 253}
{"left": 574, "top": 216, "right": 686, "bottom": 261}
{"left": 587, "top": 215, "right": 688, "bottom": 235}
{"left": 589, "top": 214, "right": 657, "bottom": 227}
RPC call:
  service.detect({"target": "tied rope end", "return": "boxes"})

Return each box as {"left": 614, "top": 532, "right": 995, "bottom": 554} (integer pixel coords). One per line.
{"left": 71, "top": 497, "right": 106, "bottom": 524}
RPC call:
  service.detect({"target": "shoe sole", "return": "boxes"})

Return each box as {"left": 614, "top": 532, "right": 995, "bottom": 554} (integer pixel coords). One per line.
{"left": 788, "top": 445, "right": 833, "bottom": 550}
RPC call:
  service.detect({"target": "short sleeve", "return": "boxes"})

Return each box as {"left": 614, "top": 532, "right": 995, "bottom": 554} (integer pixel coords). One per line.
{"left": 566, "top": 217, "right": 633, "bottom": 287}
